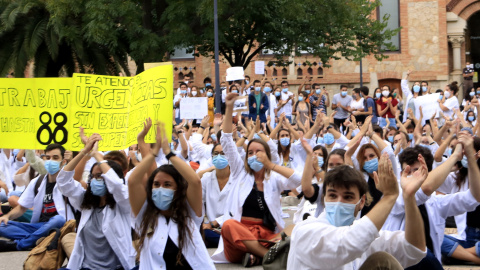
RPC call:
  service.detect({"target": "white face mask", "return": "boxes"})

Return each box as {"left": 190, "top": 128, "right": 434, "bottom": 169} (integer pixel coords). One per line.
{"left": 192, "top": 91, "right": 198, "bottom": 96}
{"left": 382, "top": 90, "right": 389, "bottom": 97}
{"left": 444, "top": 91, "right": 451, "bottom": 98}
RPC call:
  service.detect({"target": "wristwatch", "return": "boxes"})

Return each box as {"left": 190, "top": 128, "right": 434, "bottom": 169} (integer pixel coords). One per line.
{"left": 166, "top": 152, "right": 176, "bottom": 160}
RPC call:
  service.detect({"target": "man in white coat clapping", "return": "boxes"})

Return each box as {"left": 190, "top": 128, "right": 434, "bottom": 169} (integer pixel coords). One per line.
{"left": 287, "top": 152, "right": 427, "bottom": 270}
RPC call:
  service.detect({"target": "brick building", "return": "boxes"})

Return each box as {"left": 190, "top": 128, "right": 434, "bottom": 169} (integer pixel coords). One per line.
{"left": 165, "top": 0, "right": 480, "bottom": 101}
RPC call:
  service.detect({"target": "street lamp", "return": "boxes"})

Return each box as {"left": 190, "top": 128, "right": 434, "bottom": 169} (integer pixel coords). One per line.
{"left": 214, "top": 0, "right": 221, "bottom": 114}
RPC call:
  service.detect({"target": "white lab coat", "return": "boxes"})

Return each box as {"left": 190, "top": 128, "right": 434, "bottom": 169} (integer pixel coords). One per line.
{"left": 401, "top": 79, "right": 414, "bottom": 123}
{"left": 212, "top": 132, "right": 302, "bottom": 263}
{"left": 134, "top": 202, "right": 215, "bottom": 270}
{"left": 287, "top": 212, "right": 426, "bottom": 270}
{"left": 383, "top": 187, "right": 479, "bottom": 260}
{"left": 201, "top": 171, "right": 234, "bottom": 226}
{"left": 0, "top": 150, "right": 13, "bottom": 191}
{"left": 18, "top": 174, "right": 74, "bottom": 223}
{"left": 190, "top": 133, "right": 214, "bottom": 165}
{"left": 56, "top": 169, "right": 135, "bottom": 270}
{"left": 436, "top": 173, "right": 469, "bottom": 241}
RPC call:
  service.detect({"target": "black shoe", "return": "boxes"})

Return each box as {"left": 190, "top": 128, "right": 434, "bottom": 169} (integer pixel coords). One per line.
{"left": 0, "top": 239, "right": 17, "bottom": 252}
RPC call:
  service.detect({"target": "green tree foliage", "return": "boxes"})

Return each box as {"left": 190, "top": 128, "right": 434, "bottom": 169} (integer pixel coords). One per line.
{"left": 163, "top": 0, "right": 399, "bottom": 69}
{"left": 0, "top": 0, "right": 161, "bottom": 77}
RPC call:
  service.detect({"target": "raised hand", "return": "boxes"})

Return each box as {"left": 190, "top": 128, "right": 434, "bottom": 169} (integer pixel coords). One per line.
{"left": 79, "top": 127, "right": 88, "bottom": 145}
{"left": 213, "top": 113, "right": 223, "bottom": 127}
{"left": 300, "top": 136, "right": 313, "bottom": 154}
{"left": 226, "top": 92, "right": 238, "bottom": 107}
{"left": 373, "top": 153, "right": 399, "bottom": 197}
{"left": 84, "top": 133, "right": 102, "bottom": 154}
{"left": 137, "top": 118, "right": 152, "bottom": 142}
{"left": 200, "top": 115, "right": 210, "bottom": 128}
{"left": 256, "top": 151, "right": 272, "bottom": 169}
{"left": 400, "top": 154, "right": 428, "bottom": 197}
{"left": 64, "top": 150, "right": 73, "bottom": 162}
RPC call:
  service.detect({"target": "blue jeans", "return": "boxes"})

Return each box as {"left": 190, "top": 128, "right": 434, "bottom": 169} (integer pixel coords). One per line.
{"left": 285, "top": 115, "right": 292, "bottom": 123}
{"left": 204, "top": 228, "right": 220, "bottom": 248}
{"left": 0, "top": 190, "right": 7, "bottom": 203}
{"left": 0, "top": 215, "right": 65, "bottom": 250}
{"left": 405, "top": 248, "right": 443, "bottom": 270}
{"left": 441, "top": 226, "right": 480, "bottom": 257}
{"left": 379, "top": 117, "right": 397, "bottom": 129}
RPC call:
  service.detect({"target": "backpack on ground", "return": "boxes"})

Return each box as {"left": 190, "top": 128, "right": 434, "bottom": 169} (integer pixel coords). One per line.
{"left": 23, "top": 219, "right": 76, "bottom": 270}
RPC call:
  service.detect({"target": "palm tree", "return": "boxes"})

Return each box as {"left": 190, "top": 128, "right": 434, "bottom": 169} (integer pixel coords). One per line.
{"left": 0, "top": 0, "right": 132, "bottom": 77}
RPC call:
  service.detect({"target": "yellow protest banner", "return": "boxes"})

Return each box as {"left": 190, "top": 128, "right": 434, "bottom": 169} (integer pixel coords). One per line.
{"left": 0, "top": 65, "right": 173, "bottom": 151}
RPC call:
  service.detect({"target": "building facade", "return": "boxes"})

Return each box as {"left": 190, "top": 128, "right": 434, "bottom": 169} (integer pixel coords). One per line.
{"left": 167, "top": 0, "right": 479, "bottom": 99}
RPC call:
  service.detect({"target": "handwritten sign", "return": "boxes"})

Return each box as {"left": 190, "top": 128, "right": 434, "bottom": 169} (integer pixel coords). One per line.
{"left": 0, "top": 65, "right": 173, "bottom": 151}
{"left": 255, "top": 61, "right": 265, "bottom": 75}
{"left": 414, "top": 93, "right": 441, "bottom": 125}
{"left": 180, "top": 97, "right": 208, "bottom": 120}
{"left": 233, "top": 97, "right": 248, "bottom": 113}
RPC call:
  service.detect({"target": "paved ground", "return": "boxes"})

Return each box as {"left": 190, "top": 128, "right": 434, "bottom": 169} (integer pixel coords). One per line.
{"left": 0, "top": 205, "right": 479, "bottom": 269}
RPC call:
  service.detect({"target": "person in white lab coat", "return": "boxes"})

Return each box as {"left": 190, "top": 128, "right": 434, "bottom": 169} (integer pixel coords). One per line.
{"left": 201, "top": 142, "right": 233, "bottom": 248}
{"left": 288, "top": 153, "right": 428, "bottom": 270}
{"left": 212, "top": 92, "right": 302, "bottom": 267}
{"left": 128, "top": 122, "right": 214, "bottom": 270}
{"left": 56, "top": 134, "right": 135, "bottom": 270}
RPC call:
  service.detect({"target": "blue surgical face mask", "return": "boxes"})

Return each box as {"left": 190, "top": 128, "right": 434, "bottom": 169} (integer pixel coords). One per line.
{"left": 317, "top": 156, "right": 324, "bottom": 168}
{"left": 324, "top": 133, "right": 335, "bottom": 145}
{"left": 255, "top": 87, "right": 261, "bottom": 92}
{"left": 90, "top": 178, "right": 107, "bottom": 196}
{"left": 325, "top": 199, "right": 361, "bottom": 227}
{"left": 13, "top": 149, "right": 19, "bottom": 157}
{"left": 470, "top": 92, "right": 475, "bottom": 97}
{"left": 135, "top": 151, "right": 142, "bottom": 162}
{"left": 247, "top": 155, "right": 264, "bottom": 172}
{"left": 232, "top": 90, "right": 239, "bottom": 94}
{"left": 205, "top": 83, "right": 211, "bottom": 87}
{"left": 477, "top": 90, "right": 480, "bottom": 95}
{"left": 211, "top": 134, "right": 217, "bottom": 142}
{"left": 275, "top": 92, "right": 281, "bottom": 97}
{"left": 207, "top": 92, "right": 213, "bottom": 97}
{"left": 298, "top": 96, "right": 304, "bottom": 101}
{"left": 317, "top": 136, "right": 324, "bottom": 145}
{"left": 468, "top": 116, "right": 475, "bottom": 122}
{"left": 305, "top": 90, "right": 311, "bottom": 94}
{"left": 315, "top": 90, "right": 321, "bottom": 94}
{"left": 282, "top": 88, "right": 288, "bottom": 93}
{"left": 170, "top": 142, "right": 175, "bottom": 151}
{"left": 341, "top": 91, "right": 347, "bottom": 97}
{"left": 152, "top": 187, "right": 175, "bottom": 211}
{"left": 422, "top": 86, "right": 428, "bottom": 92}
{"left": 44, "top": 160, "right": 61, "bottom": 175}
{"left": 264, "top": 87, "right": 271, "bottom": 92}
{"left": 439, "top": 95, "right": 443, "bottom": 100}
{"left": 363, "top": 158, "right": 378, "bottom": 174}
{"left": 245, "top": 80, "right": 250, "bottom": 85}
{"left": 375, "top": 93, "right": 381, "bottom": 99}
{"left": 461, "top": 155, "right": 469, "bottom": 168}
{"left": 212, "top": 155, "right": 229, "bottom": 169}
{"left": 408, "top": 133, "right": 414, "bottom": 141}
{"left": 387, "top": 136, "right": 394, "bottom": 143}
{"left": 253, "top": 134, "right": 261, "bottom": 140}
{"left": 413, "top": 85, "right": 420, "bottom": 93}
{"left": 280, "top": 137, "right": 290, "bottom": 147}
{"left": 181, "top": 90, "right": 187, "bottom": 95}
{"left": 446, "top": 148, "right": 452, "bottom": 156}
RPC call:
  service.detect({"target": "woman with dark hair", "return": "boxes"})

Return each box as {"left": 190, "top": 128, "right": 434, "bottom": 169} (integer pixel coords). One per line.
{"left": 129, "top": 122, "right": 214, "bottom": 269}
{"left": 200, "top": 142, "right": 233, "bottom": 248}
{"left": 56, "top": 134, "right": 135, "bottom": 270}
{"left": 438, "top": 82, "right": 460, "bottom": 118}
{"left": 376, "top": 85, "right": 398, "bottom": 129}
{"left": 293, "top": 141, "right": 330, "bottom": 221}
{"left": 211, "top": 92, "right": 302, "bottom": 266}
{"left": 349, "top": 88, "right": 365, "bottom": 124}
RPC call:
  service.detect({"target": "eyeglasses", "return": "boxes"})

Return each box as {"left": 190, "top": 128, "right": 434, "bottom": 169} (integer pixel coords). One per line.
{"left": 89, "top": 173, "right": 103, "bottom": 180}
